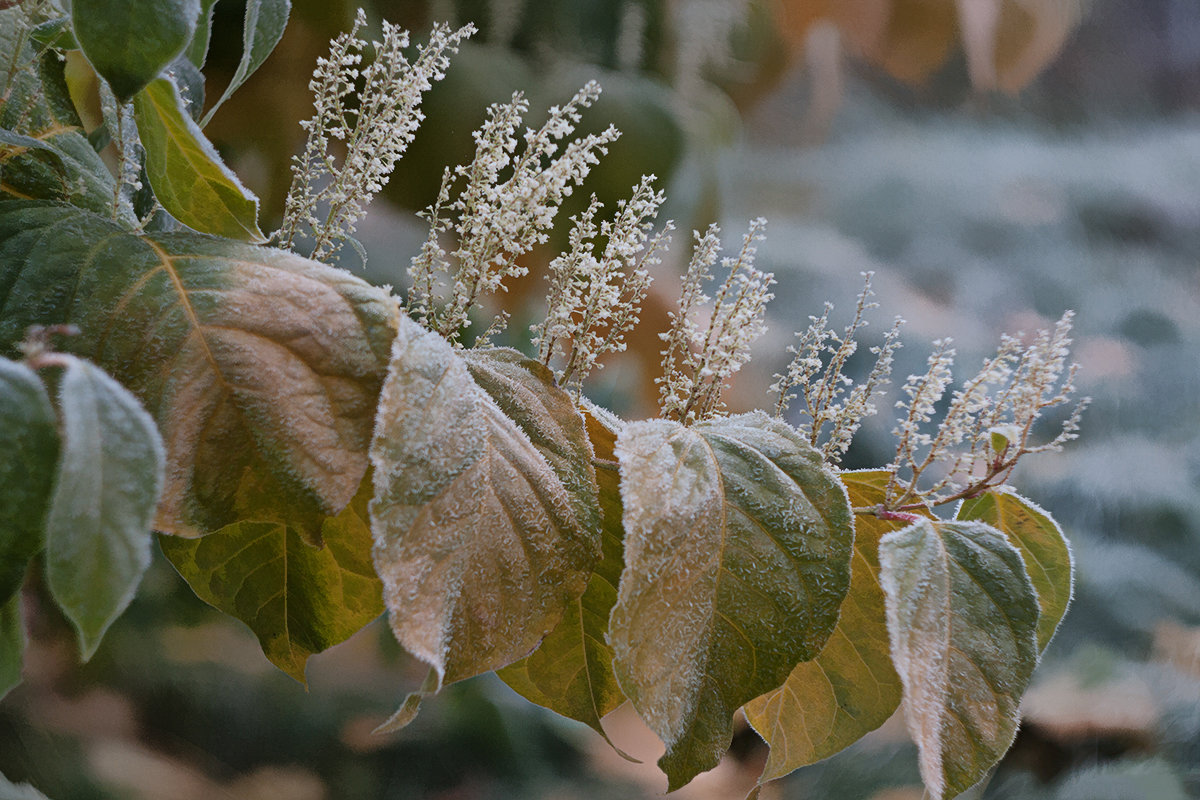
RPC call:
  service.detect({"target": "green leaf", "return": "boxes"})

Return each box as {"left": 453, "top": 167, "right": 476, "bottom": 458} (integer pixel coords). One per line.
{"left": 71, "top": 0, "right": 200, "bottom": 102}
{"left": 29, "top": 18, "right": 78, "bottom": 52}
{"left": 0, "top": 34, "right": 113, "bottom": 213}
{"left": 879, "top": 519, "right": 1039, "bottom": 800}
{"left": 0, "top": 200, "right": 397, "bottom": 540}
{"left": 498, "top": 402, "right": 630, "bottom": 753}
{"left": 0, "top": 358, "right": 58, "bottom": 604}
{"left": 44, "top": 356, "right": 165, "bottom": 660}
{"left": 610, "top": 412, "right": 854, "bottom": 790}
{"left": 133, "top": 78, "right": 264, "bottom": 242}
{"left": 0, "top": 594, "right": 24, "bottom": 702}
{"left": 957, "top": 489, "right": 1073, "bottom": 650}
{"left": 160, "top": 477, "right": 384, "bottom": 683}
{"left": 369, "top": 317, "right": 600, "bottom": 696}
{"left": 184, "top": 0, "right": 221, "bottom": 68}
{"left": 744, "top": 470, "right": 909, "bottom": 782}
{"left": 199, "top": 0, "right": 290, "bottom": 127}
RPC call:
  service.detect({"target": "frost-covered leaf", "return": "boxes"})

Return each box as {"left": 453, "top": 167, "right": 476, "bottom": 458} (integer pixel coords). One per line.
{"left": 0, "top": 30, "right": 113, "bottom": 214}
{"left": 0, "top": 594, "right": 23, "bottom": 702}
{"left": 0, "top": 200, "right": 397, "bottom": 540}
{"left": 72, "top": 0, "right": 199, "bottom": 102}
{"left": 160, "top": 477, "right": 383, "bottom": 683}
{"left": 499, "top": 403, "right": 629, "bottom": 750}
{"left": 0, "top": 773, "right": 52, "bottom": 800}
{"left": 744, "top": 470, "right": 910, "bottom": 782}
{"left": 0, "top": 358, "right": 58, "bottom": 604}
{"left": 45, "top": 356, "right": 165, "bottom": 660}
{"left": 958, "top": 489, "right": 1073, "bottom": 650}
{"left": 611, "top": 412, "right": 854, "bottom": 789}
{"left": 133, "top": 78, "right": 264, "bottom": 242}
{"left": 199, "top": 0, "right": 290, "bottom": 127}
{"left": 879, "top": 519, "right": 1039, "bottom": 800}
{"left": 184, "top": 0, "right": 221, "bottom": 68}
{"left": 369, "top": 317, "right": 599, "bottom": 693}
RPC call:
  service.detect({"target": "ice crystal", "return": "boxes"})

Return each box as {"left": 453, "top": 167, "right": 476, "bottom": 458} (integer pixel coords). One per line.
{"left": 658, "top": 218, "right": 774, "bottom": 424}
{"left": 533, "top": 175, "right": 673, "bottom": 390}
{"left": 405, "top": 82, "right": 621, "bottom": 344}
{"left": 278, "top": 11, "right": 474, "bottom": 262}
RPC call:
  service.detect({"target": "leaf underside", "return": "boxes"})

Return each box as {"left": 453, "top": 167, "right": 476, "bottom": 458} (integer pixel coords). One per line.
{"left": 611, "top": 412, "right": 854, "bottom": 790}
{"left": 160, "top": 477, "right": 384, "bottom": 683}
{"left": 880, "top": 519, "right": 1039, "bottom": 800}
{"left": 0, "top": 200, "right": 397, "bottom": 540}
{"left": 744, "top": 470, "right": 911, "bottom": 782}
{"left": 369, "top": 316, "right": 599, "bottom": 692}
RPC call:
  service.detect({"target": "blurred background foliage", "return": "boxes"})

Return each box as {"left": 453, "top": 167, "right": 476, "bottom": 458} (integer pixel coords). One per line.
{"left": 5, "top": 0, "right": 1200, "bottom": 797}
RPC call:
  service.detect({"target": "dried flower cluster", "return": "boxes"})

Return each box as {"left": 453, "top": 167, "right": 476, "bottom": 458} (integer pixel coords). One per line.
{"left": 885, "top": 311, "right": 1089, "bottom": 510}
{"left": 277, "top": 11, "right": 474, "bottom": 261}
{"left": 772, "top": 273, "right": 903, "bottom": 462}
{"left": 533, "top": 175, "right": 673, "bottom": 390}
{"left": 658, "top": 218, "right": 774, "bottom": 424}
{"left": 405, "top": 82, "right": 620, "bottom": 344}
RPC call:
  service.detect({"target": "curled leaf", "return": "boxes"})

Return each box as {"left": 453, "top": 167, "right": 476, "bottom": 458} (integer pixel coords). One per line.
{"left": 879, "top": 519, "right": 1039, "bottom": 800}
{"left": 369, "top": 317, "right": 599, "bottom": 693}
{"left": 611, "top": 412, "right": 853, "bottom": 789}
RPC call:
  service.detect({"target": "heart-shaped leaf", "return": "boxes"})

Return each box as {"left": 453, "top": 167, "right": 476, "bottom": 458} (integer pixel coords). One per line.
{"left": 611, "top": 412, "right": 854, "bottom": 789}
{"left": 0, "top": 200, "right": 397, "bottom": 540}
{"left": 133, "top": 78, "right": 265, "bottom": 242}
{"left": 72, "top": 0, "right": 200, "bottom": 102}
{"left": 0, "top": 358, "right": 58, "bottom": 604}
{"left": 45, "top": 356, "right": 165, "bottom": 659}
{"left": 0, "top": 594, "right": 23, "bottom": 701}
{"left": 879, "top": 519, "right": 1039, "bottom": 800}
{"left": 744, "top": 470, "right": 910, "bottom": 782}
{"left": 369, "top": 317, "right": 600, "bottom": 695}
{"left": 498, "top": 402, "right": 629, "bottom": 751}
{"left": 957, "top": 489, "right": 1073, "bottom": 650}
{"left": 199, "top": 0, "right": 290, "bottom": 127}
{"left": 160, "top": 476, "right": 383, "bottom": 683}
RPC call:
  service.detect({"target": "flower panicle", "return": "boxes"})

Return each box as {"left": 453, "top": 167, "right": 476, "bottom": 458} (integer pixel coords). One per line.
{"left": 278, "top": 10, "right": 475, "bottom": 261}
{"left": 886, "top": 310, "right": 1089, "bottom": 510}
{"left": 658, "top": 218, "right": 774, "bottom": 424}
{"left": 772, "top": 272, "right": 904, "bottom": 463}
{"left": 409, "top": 81, "right": 621, "bottom": 343}
{"left": 533, "top": 175, "right": 673, "bottom": 391}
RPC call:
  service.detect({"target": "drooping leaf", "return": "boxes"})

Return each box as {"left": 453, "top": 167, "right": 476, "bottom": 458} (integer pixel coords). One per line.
{"left": 958, "top": 489, "right": 1073, "bottom": 650}
{"left": 133, "top": 78, "right": 264, "bottom": 242}
{"left": 498, "top": 402, "right": 630, "bottom": 752}
{"left": 744, "top": 470, "right": 911, "bottom": 782}
{"left": 44, "top": 356, "right": 165, "bottom": 659}
{"left": 879, "top": 519, "right": 1039, "bottom": 800}
{"left": 611, "top": 412, "right": 854, "bottom": 789}
{"left": 0, "top": 594, "right": 23, "bottom": 701}
{"left": 369, "top": 317, "right": 599, "bottom": 696}
{"left": 0, "top": 28, "right": 113, "bottom": 213}
{"left": 184, "top": 0, "right": 221, "bottom": 68}
{"left": 199, "top": 0, "right": 290, "bottom": 127}
{"left": 0, "top": 358, "right": 58, "bottom": 604}
{"left": 71, "top": 0, "right": 200, "bottom": 102}
{"left": 160, "top": 476, "right": 384, "bottom": 683}
{"left": 0, "top": 200, "right": 397, "bottom": 540}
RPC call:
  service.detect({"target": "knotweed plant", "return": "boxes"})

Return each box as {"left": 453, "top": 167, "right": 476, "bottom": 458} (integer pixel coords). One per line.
{"left": 0, "top": 5, "right": 1090, "bottom": 800}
